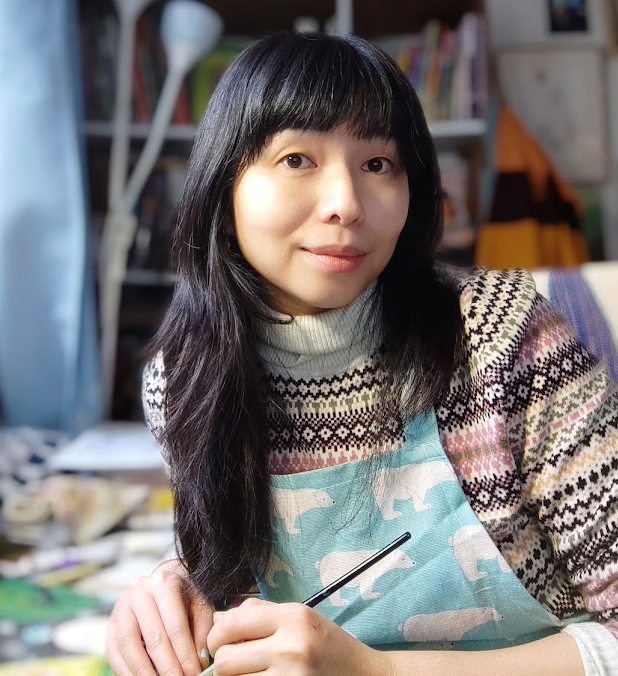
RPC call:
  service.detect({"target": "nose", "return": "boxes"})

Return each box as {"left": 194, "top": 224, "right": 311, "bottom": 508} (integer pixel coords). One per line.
{"left": 315, "top": 169, "right": 364, "bottom": 226}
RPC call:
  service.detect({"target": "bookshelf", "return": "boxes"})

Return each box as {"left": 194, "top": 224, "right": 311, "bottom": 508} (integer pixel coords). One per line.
{"left": 79, "top": 0, "right": 489, "bottom": 419}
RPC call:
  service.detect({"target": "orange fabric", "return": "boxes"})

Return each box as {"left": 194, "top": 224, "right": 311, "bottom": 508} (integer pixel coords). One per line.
{"left": 475, "top": 105, "right": 588, "bottom": 270}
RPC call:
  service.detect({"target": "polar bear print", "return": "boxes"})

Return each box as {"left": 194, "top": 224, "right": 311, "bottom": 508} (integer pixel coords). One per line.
{"left": 315, "top": 549, "right": 416, "bottom": 607}
{"left": 271, "top": 488, "right": 334, "bottom": 534}
{"left": 372, "top": 460, "right": 457, "bottom": 519}
{"left": 449, "top": 524, "right": 512, "bottom": 582}
{"left": 263, "top": 553, "right": 294, "bottom": 588}
{"left": 400, "top": 607, "right": 503, "bottom": 642}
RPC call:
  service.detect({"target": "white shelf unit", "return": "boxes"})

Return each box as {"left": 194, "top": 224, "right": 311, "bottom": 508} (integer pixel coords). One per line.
{"left": 83, "top": 118, "right": 487, "bottom": 144}
{"left": 429, "top": 118, "right": 486, "bottom": 141}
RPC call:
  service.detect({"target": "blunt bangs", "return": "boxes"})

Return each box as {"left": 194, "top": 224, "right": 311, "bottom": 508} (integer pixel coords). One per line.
{"left": 221, "top": 33, "right": 417, "bottom": 169}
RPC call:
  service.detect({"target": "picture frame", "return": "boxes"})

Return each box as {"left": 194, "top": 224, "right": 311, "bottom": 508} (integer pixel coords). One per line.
{"left": 497, "top": 47, "right": 607, "bottom": 182}
{"left": 486, "top": 0, "right": 609, "bottom": 47}
{"left": 547, "top": 0, "right": 589, "bottom": 33}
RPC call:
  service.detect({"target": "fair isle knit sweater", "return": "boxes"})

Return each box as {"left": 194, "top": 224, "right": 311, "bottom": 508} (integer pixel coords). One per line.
{"left": 142, "top": 268, "right": 618, "bottom": 668}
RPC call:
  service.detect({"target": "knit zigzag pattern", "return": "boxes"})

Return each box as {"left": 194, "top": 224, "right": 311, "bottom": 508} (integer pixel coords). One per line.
{"left": 264, "top": 350, "right": 404, "bottom": 474}
{"left": 437, "top": 268, "right": 618, "bottom": 637}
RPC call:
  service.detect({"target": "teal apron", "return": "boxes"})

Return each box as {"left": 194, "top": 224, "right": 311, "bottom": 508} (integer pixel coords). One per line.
{"left": 258, "top": 411, "right": 589, "bottom": 650}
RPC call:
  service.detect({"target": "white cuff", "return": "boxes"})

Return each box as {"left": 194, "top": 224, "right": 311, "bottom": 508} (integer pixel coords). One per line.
{"left": 563, "top": 622, "right": 618, "bottom": 676}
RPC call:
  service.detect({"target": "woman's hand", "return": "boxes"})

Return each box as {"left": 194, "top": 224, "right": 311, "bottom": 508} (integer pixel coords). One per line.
{"left": 206, "top": 597, "right": 390, "bottom": 676}
{"left": 105, "top": 559, "right": 214, "bottom": 676}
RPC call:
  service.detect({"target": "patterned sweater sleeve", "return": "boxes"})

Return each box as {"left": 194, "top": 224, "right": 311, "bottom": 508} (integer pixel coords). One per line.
{"left": 503, "top": 275, "right": 618, "bottom": 641}
{"left": 141, "top": 351, "right": 169, "bottom": 467}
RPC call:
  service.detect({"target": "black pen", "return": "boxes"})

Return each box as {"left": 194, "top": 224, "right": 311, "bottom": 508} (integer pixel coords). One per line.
{"left": 302, "top": 531, "right": 411, "bottom": 607}
{"left": 199, "top": 532, "right": 411, "bottom": 676}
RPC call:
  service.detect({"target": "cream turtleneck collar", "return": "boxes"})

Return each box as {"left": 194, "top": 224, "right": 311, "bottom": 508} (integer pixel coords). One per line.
{"left": 256, "top": 283, "right": 380, "bottom": 378}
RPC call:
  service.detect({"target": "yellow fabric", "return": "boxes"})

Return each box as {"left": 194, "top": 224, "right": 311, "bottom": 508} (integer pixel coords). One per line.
{"left": 475, "top": 220, "right": 590, "bottom": 270}
{"left": 0, "top": 656, "right": 110, "bottom": 676}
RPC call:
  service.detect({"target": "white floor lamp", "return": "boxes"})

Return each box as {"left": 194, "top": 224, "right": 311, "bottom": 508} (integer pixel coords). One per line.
{"left": 99, "top": 0, "right": 223, "bottom": 418}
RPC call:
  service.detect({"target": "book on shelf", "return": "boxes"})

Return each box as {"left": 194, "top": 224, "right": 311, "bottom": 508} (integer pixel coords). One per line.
{"left": 190, "top": 36, "right": 252, "bottom": 123}
{"left": 439, "top": 151, "right": 473, "bottom": 228}
{"left": 390, "top": 12, "right": 488, "bottom": 123}
{"left": 84, "top": 142, "right": 186, "bottom": 277}
{"left": 80, "top": 6, "right": 199, "bottom": 125}
{"left": 80, "top": 4, "right": 117, "bottom": 121}
{"left": 128, "top": 154, "right": 187, "bottom": 273}
{"left": 132, "top": 12, "right": 193, "bottom": 125}
{"left": 132, "top": 16, "right": 151, "bottom": 122}
{"left": 81, "top": 6, "right": 487, "bottom": 129}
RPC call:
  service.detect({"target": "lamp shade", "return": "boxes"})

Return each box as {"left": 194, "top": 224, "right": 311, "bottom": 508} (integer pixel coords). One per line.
{"left": 161, "top": 0, "right": 224, "bottom": 75}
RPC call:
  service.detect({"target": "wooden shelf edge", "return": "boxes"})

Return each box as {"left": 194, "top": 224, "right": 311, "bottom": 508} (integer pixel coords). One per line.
{"left": 83, "top": 121, "right": 198, "bottom": 141}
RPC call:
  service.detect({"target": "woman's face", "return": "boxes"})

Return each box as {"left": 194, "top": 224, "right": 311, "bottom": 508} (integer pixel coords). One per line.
{"left": 232, "top": 127, "right": 410, "bottom": 315}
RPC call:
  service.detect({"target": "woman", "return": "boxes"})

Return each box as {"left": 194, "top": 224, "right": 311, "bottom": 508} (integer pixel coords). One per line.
{"left": 106, "top": 32, "right": 618, "bottom": 676}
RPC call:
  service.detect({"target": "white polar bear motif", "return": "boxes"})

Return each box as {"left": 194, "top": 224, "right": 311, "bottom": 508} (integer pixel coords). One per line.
{"left": 315, "top": 549, "right": 416, "bottom": 607}
{"left": 372, "top": 460, "right": 457, "bottom": 519}
{"left": 449, "top": 524, "right": 512, "bottom": 582}
{"left": 264, "top": 553, "right": 294, "bottom": 588}
{"left": 272, "top": 488, "right": 334, "bottom": 534}
{"left": 400, "top": 607, "right": 503, "bottom": 642}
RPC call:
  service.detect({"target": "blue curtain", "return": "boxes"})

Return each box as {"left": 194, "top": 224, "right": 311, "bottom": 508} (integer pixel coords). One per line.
{"left": 0, "top": 0, "right": 101, "bottom": 431}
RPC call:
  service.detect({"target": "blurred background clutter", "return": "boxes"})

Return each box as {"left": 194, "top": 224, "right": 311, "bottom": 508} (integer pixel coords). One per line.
{"left": 1, "top": 0, "right": 618, "bottom": 673}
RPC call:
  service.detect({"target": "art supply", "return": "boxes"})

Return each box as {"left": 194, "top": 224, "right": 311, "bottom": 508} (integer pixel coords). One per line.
{"left": 302, "top": 532, "right": 411, "bottom": 607}
{"left": 0, "top": 655, "right": 113, "bottom": 676}
{"left": 0, "top": 578, "right": 100, "bottom": 625}
{"left": 52, "top": 615, "right": 109, "bottom": 656}
{"left": 198, "top": 532, "right": 411, "bottom": 676}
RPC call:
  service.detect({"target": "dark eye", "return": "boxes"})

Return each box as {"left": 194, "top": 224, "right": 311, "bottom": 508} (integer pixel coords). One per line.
{"left": 283, "top": 154, "right": 304, "bottom": 169}
{"left": 364, "top": 157, "right": 391, "bottom": 173}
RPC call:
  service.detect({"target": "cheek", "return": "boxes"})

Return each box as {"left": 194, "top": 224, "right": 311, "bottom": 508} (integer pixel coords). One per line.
{"left": 371, "top": 182, "right": 410, "bottom": 238}
{"left": 233, "top": 176, "right": 306, "bottom": 245}
{"left": 233, "top": 176, "right": 276, "bottom": 235}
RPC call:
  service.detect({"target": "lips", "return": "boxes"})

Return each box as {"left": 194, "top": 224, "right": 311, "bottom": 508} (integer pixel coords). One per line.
{"left": 302, "top": 245, "right": 368, "bottom": 273}
{"left": 304, "top": 245, "right": 367, "bottom": 257}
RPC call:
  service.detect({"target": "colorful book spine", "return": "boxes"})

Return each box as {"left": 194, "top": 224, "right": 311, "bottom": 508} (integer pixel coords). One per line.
{"left": 395, "top": 13, "right": 487, "bottom": 123}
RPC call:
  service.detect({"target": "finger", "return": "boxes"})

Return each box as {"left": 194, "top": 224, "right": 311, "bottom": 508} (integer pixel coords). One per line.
{"left": 147, "top": 579, "right": 205, "bottom": 675}
{"left": 106, "top": 614, "right": 135, "bottom": 676}
{"left": 207, "top": 599, "right": 280, "bottom": 654}
{"left": 112, "top": 606, "right": 158, "bottom": 676}
{"left": 212, "top": 640, "right": 269, "bottom": 676}
{"left": 129, "top": 592, "right": 186, "bottom": 676}
{"left": 105, "top": 642, "right": 133, "bottom": 676}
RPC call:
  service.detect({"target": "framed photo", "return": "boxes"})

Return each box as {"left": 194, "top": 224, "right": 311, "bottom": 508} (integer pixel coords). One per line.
{"left": 486, "top": 0, "right": 609, "bottom": 47}
{"left": 497, "top": 48, "right": 607, "bottom": 182}
{"left": 547, "top": 0, "right": 589, "bottom": 33}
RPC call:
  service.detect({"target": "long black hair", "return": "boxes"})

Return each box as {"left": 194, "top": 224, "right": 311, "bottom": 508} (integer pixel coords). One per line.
{"left": 148, "top": 32, "right": 464, "bottom": 607}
